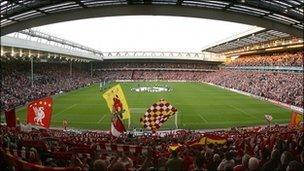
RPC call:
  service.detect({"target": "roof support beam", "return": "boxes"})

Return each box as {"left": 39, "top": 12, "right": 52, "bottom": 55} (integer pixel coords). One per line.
{"left": 1, "top": 5, "right": 303, "bottom": 38}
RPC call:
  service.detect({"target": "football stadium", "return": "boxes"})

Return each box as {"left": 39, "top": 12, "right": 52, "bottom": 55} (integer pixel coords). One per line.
{"left": 0, "top": 1, "right": 303, "bottom": 171}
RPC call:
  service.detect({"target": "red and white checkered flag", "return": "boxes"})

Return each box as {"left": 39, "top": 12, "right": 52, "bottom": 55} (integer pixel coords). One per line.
{"left": 140, "top": 99, "right": 177, "bottom": 131}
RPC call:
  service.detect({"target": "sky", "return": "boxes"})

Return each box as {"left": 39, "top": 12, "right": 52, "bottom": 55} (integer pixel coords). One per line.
{"left": 34, "top": 16, "right": 256, "bottom": 52}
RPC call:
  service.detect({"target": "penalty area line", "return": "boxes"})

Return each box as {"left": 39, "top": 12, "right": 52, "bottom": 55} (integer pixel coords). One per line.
{"left": 198, "top": 114, "right": 208, "bottom": 123}
{"left": 98, "top": 115, "right": 106, "bottom": 124}
{"left": 53, "top": 104, "right": 77, "bottom": 118}
{"left": 227, "top": 104, "right": 258, "bottom": 120}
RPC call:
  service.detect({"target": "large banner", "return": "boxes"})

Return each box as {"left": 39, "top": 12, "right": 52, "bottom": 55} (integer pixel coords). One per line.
{"left": 102, "top": 84, "right": 130, "bottom": 120}
{"left": 27, "top": 97, "right": 53, "bottom": 128}
{"left": 187, "top": 135, "right": 227, "bottom": 147}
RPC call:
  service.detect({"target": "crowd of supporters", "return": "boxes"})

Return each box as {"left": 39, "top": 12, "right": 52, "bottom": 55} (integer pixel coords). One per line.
{"left": 132, "top": 71, "right": 208, "bottom": 81}
{"left": 96, "top": 61, "right": 218, "bottom": 70}
{"left": 93, "top": 70, "right": 209, "bottom": 81}
{"left": 0, "top": 62, "right": 100, "bottom": 110}
{"left": 226, "top": 51, "right": 303, "bottom": 67}
{"left": 204, "top": 70, "right": 303, "bottom": 108}
{"left": 1, "top": 124, "right": 303, "bottom": 170}
{"left": 94, "top": 71, "right": 133, "bottom": 80}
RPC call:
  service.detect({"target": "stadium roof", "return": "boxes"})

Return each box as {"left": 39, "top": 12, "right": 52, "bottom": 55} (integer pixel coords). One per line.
{"left": 1, "top": 0, "right": 303, "bottom": 37}
{"left": 1, "top": 28, "right": 225, "bottom": 62}
{"left": 1, "top": 29, "right": 103, "bottom": 61}
{"left": 202, "top": 28, "right": 294, "bottom": 53}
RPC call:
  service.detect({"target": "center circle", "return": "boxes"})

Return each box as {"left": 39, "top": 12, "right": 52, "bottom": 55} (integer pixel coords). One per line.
{"left": 131, "top": 86, "right": 172, "bottom": 93}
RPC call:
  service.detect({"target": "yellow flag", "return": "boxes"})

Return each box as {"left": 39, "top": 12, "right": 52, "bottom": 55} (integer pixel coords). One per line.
{"left": 102, "top": 84, "right": 130, "bottom": 120}
{"left": 289, "top": 111, "right": 303, "bottom": 128}
{"left": 168, "top": 143, "right": 182, "bottom": 151}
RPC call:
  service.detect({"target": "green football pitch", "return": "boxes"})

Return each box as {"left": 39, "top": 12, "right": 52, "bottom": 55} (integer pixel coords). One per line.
{"left": 14, "top": 82, "right": 292, "bottom": 130}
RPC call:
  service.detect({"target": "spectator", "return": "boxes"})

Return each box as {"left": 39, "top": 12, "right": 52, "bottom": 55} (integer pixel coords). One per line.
{"left": 286, "top": 160, "right": 304, "bottom": 171}
{"left": 117, "top": 152, "right": 133, "bottom": 170}
{"left": 109, "top": 161, "right": 126, "bottom": 171}
{"left": 262, "top": 149, "right": 281, "bottom": 171}
{"left": 248, "top": 157, "right": 260, "bottom": 171}
{"left": 92, "top": 159, "right": 107, "bottom": 171}
{"left": 208, "top": 153, "right": 221, "bottom": 171}
{"left": 234, "top": 154, "right": 250, "bottom": 171}
{"left": 259, "top": 148, "right": 270, "bottom": 166}
{"left": 217, "top": 151, "right": 235, "bottom": 171}
{"left": 28, "top": 147, "right": 42, "bottom": 165}
{"left": 166, "top": 150, "right": 184, "bottom": 171}
{"left": 277, "top": 151, "right": 294, "bottom": 171}
{"left": 194, "top": 152, "right": 204, "bottom": 171}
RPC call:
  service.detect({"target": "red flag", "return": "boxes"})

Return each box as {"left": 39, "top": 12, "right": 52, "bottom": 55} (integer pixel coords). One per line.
{"left": 27, "top": 97, "right": 53, "bottom": 128}
{"left": 5, "top": 108, "right": 16, "bottom": 127}
{"left": 111, "top": 117, "right": 126, "bottom": 137}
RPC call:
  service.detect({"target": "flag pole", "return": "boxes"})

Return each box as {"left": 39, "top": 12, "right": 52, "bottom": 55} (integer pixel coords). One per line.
{"left": 128, "top": 116, "right": 131, "bottom": 128}
{"left": 90, "top": 62, "right": 93, "bottom": 78}
{"left": 175, "top": 112, "right": 178, "bottom": 129}
{"left": 31, "top": 57, "right": 34, "bottom": 87}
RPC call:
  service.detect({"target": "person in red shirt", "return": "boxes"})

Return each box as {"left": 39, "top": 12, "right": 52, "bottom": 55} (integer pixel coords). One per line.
{"left": 234, "top": 154, "right": 250, "bottom": 171}
{"left": 182, "top": 149, "right": 194, "bottom": 171}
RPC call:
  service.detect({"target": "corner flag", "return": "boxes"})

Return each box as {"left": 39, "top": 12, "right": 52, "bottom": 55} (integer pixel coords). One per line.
{"left": 102, "top": 84, "right": 131, "bottom": 120}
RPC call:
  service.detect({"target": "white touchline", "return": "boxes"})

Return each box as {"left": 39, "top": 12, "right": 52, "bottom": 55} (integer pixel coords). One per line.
{"left": 98, "top": 115, "right": 106, "bottom": 123}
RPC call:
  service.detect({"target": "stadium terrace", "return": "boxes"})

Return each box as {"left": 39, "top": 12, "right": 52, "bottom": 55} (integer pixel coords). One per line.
{"left": 1, "top": 1, "right": 304, "bottom": 171}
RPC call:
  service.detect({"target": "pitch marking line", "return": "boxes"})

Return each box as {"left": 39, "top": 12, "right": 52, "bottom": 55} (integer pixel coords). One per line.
{"left": 227, "top": 104, "right": 258, "bottom": 120}
{"left": 98, "top": 115, "right": 106, "bottom": 123}
{"left": 198, "top": 114, "right": 208, "bottom": 123}
{"left": 53, "top": 104, "right": 77, "bottom": 118}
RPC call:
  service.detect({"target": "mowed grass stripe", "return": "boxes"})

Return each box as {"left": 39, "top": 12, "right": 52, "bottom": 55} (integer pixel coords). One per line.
{"left": 15, "top": 82, "right": 292, "bottom": 130}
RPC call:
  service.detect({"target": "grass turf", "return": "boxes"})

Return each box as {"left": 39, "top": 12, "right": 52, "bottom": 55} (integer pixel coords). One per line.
{"left": 13, "top": 82, "right": 292, "bottom": 130}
